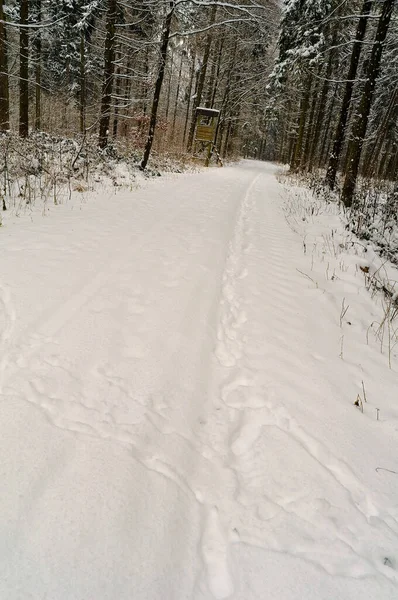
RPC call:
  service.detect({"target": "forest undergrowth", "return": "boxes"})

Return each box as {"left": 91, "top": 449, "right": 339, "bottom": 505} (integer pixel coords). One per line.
{"left": 281, "top": 169, "right": 398, "bottom": 368}
{"left": 0, "top": 131, "right": 199, "bottom": 222}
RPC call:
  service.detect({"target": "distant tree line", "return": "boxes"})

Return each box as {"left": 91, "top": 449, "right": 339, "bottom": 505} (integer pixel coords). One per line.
{"left": 267, "top": 0, "right": 397, "bottom": 207}
{"left": 0, "top": 0, "right": 280, "bottom": 166}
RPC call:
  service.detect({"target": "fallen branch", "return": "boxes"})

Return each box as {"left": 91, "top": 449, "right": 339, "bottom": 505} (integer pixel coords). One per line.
{"left": 376, "top": 467, "right": 398, "bottom": 475}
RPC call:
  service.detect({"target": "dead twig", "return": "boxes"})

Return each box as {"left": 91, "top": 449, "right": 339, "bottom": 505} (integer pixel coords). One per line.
{"left": 376, "top": 467, "right": 398, "bottom": 475}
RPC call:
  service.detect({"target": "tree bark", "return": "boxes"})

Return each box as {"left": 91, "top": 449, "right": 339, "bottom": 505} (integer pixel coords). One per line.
{"left": 34, "top": 0, "right": 41, "bottom": 131}
{"left": 112, "top": 49, "right": 122, "bottom": 138}
{"left": 319, "top": 82, "right": 338, "bottom": 168}
{"left": 365, "top": 86, "right": 398, "bottom": 178}
{"left": 211, "top": 36, "right": 224, "bottom": 108}
{"left": 164, "top": 49, "right": 173, "bottom": 124}
{"left": 217, "top": 38, "right": 237, "bottom": 148}
{"left": 171, "top": 51, "right": 184, "bottom": 141}
{"left": 19, "top": 0, "right": 29, "bottom": 137}
{"left": 140, "top": 2, "right": 175, "bottom": 170}
{"left": 99, "top": 0, "right": 117, "bottom": 149}
{"left": 341, "top": 0, "right": 395, "bottom": 207}
{"left": 325, "top": 0, "right": 372, "bottom": 189}
{"left": 0, "top": 0, "right": 9, "bottom": 130}
{"left": 182, "top": 47, "right": 196, "bottom": 146}
{"left": 80, "top": 31, "right": 86, "bottom": 133}
{"left": 306, "top": 25, "right": 338, "bottom": 171}
{"left": 291, "top": 75, "right": 312, "bottom": 171}
{"left": 301, "top": 75, "right": 320, "bottom": 171}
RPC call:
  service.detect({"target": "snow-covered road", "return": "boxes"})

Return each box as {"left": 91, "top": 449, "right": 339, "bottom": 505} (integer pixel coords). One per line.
{"left": 1, "top": 161, "right": 398, "bottom": 599}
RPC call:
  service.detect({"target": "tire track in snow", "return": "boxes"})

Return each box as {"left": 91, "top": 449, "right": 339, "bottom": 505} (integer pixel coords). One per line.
{"left": 4, "top": 164, "right": 398, "bottom": 594}
{"left": 0, "top": 281, "right": 17, "bottom": 394}
{"left": 193, "top": 168, "right": 392, "bottom": 592}
{"left": 214, "top": 173, "right": 261, "bottom": 369}
{"left": 1, "top": 173, "right": 261, "bottom": 600}
{"left": 216, "top": 178, "right": 398, "bottom": 585}
{"left": 195, "top": 172, "right": 264, "bottom": 598}
{"left": 201, "top": 506, "right": 234, "bottom": 599}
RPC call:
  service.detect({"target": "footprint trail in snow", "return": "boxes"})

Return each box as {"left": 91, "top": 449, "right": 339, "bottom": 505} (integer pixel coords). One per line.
{"left": 1, "top": 161, "right": 398, "bottom": 600}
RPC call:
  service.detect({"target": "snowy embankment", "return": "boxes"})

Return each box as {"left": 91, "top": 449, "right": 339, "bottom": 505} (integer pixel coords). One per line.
{"left": 0, "top": 161, "right": 397, "bottom": 599}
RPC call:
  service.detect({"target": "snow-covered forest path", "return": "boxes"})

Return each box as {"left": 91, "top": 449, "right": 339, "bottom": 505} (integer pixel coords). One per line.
{"left": 1, "top": 161, "right": 398, "bottom": 599}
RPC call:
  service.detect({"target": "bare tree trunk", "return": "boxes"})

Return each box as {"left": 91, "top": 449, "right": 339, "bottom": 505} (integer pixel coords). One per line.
{"left": 164, "top": 49, "right": 173, "bottom": 123}
{"left": 19, "top": 0, "right": 29, "bottom": 137}
{"left": 0, "top": 0, "right": 9, "bottom": 130}
{"left": 137, "top": 47, "right": 149, "bottom": 136}
{"left": 278, "top": 113, "right": 288, "bottom": 163}
{"left": 182, "top": 47, "right": 196, "bottom": 146}
{"left": 301, "top": 75, "right": 320, "bottom": 171}
{"left": 306, "top": 26, "right": 338, "bottom": 171}
{"left": 291, "top": 75, "right": 312, "bottom": 171}
{"left": 225, "top": 71, "right": 241, "bottom": 157}
{"left": 222, "top": 119, "right": 232, "bottom": 158}
{"left": 120, "top": 53, "right": 132, "bottom": 137}
{"left": 80, "top": 31, "right": 86, "bottom": 133}
{"left": 34, "top": 0, "right": 41, "bottom": 130}
{"left": 99, "top": 0, "right": 117, "bottom": 149}
{"left": 365, "top": 86, "right": 398, "bottom": 178}
{"left": 186, "top": 3, "right": 217, "bottom": 151}
{"left": 377, "top": 135, "right": 396, "bottom": 180}
{"left": 211, "top": 36, "right": 224, "bottom": 108}
{"left": 326, "top": 0, "right": 372, "bottom": 189}
{"left": 206, "top": 37, "right": 219, "bottom": 106}
{"left": 141, "top": 46, "right": 149, "bottom": 120}
{"left": 217, "top": 39, "right": 237, "bottom": 152}
{"left": 140, "top": 2, "right": 175, "bottom": 170}
{"left": 171, "top": 51, "right": 184, "bottom": 140}
{"left": 112, "top": 49, "right": 122, "bottom": 138}
{"left": 318, "top": 82, "right": 338, "bottom": 168}
{"left": 341, "top": 0, "right": 395, "bottom": 207}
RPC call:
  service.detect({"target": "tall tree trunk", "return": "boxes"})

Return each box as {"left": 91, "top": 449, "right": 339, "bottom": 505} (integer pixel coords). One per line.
{"left": 186, "top": 3, "right": 217, "bottom": 152}
{"left": 217, "top": 39, "right": 237, "bottom": 154}
{"left": 365, "top": 86, "right": 398, "bottom": 178}
{"left": 301, "top": 76, "right": 320, "bottom": 171}
{"left": 171, "top": 51, "right": 184, "bottom": 141}
{"left": 288, "top": 130, "right": 296, "bottom": 164}
{"left": 80, "top": 31, "right": 86, "bottom": 133}
{"left": 291, "top": 75, "right": 312, "bottom": 171}
{"left": 205, "top": 38, "right": 218, "bottom": 106}
{"left": 120, "top": 52, "right": 132, "bottom": 137}
{"left": 341, "top": 0, "right": 395, "bottom": 207}
{"left": 211, "top": 36, "right": 224, "bottom": 108}
{"left": 222, "top": 118, "right": 232, "bottom": 158}
{"left": 34, "top": 0, "right": 41, "bottom": 130}
{"left": 164, "top": 49, "right": 173, "bottom": 123}
{"left": 389, "top": 150, "right": 398, "bottom": 182}
{"left": 225, "top": 71, "right": 241, "bottom": 157}
{"left": 319, "top": 82, "right": 339, "bottom": 168}
{"left": 112, "top": 49, "right": 122, "bottom": 138}
{"left": 140, "top": 2, "right": 175, "bottom": 170}
{"left": 140, "top": 46, "right": 149, "bottom": 123}
{"left": 279, "top": 109, "right": 289, "bottom": 163}
{"left": 326, "top": 0, "right": 372, "bottom": 189}
{"left": 306, "top": 25, "right": 338, "bottom": 171}
{"left": 98, "top": 0, "right": 117, "bottom": 149}
{"left": 182, "top": 48, "right": 196, "bottom": 146}
{"left": 377, "top": 136, "right": 395, "bottom": 180}
{"left": 19, "top": 0, "right": 29, "bottom": 137}
{"left": 0, "top": 0, "right": 9, "bottom": 130}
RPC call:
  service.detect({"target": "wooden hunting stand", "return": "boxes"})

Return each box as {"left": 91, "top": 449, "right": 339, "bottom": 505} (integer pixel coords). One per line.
{"left": 194, "top": 107, "right": 220, "bottom": 166}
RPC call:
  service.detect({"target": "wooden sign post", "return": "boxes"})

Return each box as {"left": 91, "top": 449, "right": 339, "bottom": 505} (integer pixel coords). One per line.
{"left": 194, "top": 107, "right": 220, "bottom": 166}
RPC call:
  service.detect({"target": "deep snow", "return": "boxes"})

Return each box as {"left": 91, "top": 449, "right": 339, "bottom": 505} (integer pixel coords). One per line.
{"left": 1, "top": 161, "right": 398, "bottom": 599}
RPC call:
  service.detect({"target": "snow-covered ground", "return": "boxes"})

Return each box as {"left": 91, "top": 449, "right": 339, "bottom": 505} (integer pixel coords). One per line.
{"left": 1, "top": 161, "right": 397, "bottom": 599}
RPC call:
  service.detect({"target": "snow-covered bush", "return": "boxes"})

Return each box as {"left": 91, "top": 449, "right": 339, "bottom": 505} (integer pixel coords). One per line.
{"left": 0, "top": 131, "right": 196, "bottom": 214}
